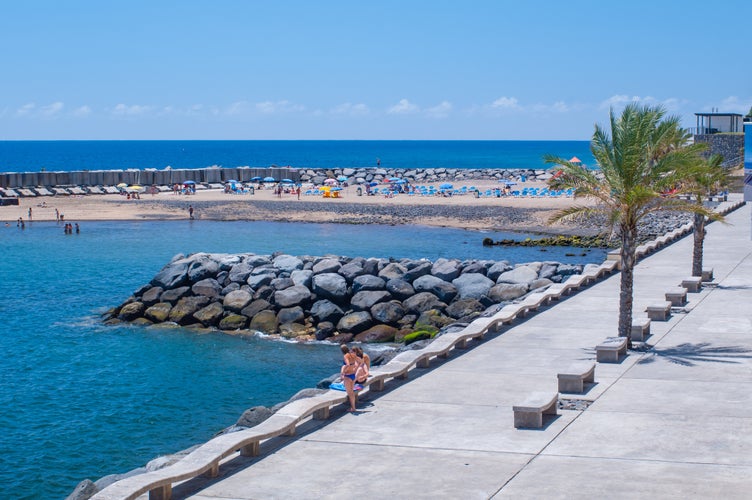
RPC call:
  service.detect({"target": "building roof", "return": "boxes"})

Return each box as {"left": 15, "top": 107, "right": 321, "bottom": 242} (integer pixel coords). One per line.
{"left": 694, "top": 112, "right": 743, "bottom": 117}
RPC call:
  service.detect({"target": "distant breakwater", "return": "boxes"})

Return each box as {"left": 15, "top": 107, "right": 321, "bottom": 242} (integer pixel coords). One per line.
{"left": 1, "top": 165, "right": 556, "bottom": 190}
{"left": 106, "top": 252, "right": 593, "bottom": 343}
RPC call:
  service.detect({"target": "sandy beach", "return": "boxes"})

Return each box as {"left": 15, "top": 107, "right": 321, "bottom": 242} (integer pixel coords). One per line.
{"left": 1, "top": 180, "right": 592, "bottom": 234}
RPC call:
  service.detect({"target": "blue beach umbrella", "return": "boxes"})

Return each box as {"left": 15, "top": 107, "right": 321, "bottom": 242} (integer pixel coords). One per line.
{"left": 249, "top": 176, "right": 262, "bottom": 182}
{"left": 226, "top": 179, "right": 238, "bottom": 183}
{"left": 281, "top": 178, "right": 294, "bottom": 183}
{"left": 331, "top": 187, "right": 343, "bottom": 191}
{"left": 263, "top": 177, "right": 276, "bottom": 182}
{"left": 440, "top": 183, "right": 453, "bottom": 189}
{"left": 183, "top": 180, "right": 196, "bottom": 185}
{"left": 337, "top": 175, "right": 348, "bottom": 182}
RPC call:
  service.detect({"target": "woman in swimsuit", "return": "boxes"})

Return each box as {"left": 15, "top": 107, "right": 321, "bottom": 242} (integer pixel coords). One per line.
{"left": 353, "top": 346, "right": 370, "bottom": 385}
{"left": 340, "top": 344, "right": 359, "bottom": 412}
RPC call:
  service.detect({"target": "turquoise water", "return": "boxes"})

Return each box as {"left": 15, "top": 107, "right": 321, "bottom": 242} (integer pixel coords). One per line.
{"left": 0, "top": 140, "right": 594, "bottom": 172}
{"left": 0, "top": 220, "right": 605, "bottom": 498}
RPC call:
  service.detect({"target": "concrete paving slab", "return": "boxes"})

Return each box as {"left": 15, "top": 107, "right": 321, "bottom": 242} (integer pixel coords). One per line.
{"left": 192, "top": 442, "right": 531, "bottom": 500}
{"left": 493, "top": 455, "right": 752, "bottom": 499}
{"left": 544, "top": 410, "right": 752, "bottom": 465}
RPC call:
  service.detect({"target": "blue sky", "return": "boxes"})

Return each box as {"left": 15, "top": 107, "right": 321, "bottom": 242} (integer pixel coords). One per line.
{"left": 1, "top": 0, "right": 750, "bottom": 140}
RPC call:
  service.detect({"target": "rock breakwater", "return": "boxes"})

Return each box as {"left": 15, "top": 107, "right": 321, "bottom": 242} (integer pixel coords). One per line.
{"left": 106, "top": 252, "right": 593, "bottom": 343}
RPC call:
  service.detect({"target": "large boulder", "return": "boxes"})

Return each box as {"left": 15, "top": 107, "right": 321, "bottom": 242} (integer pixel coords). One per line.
{"left": 431, "top": 258, "right": 460, "bottom": 281}
{"left": 241, "top": 299, "right": 272, "bottom": 318}
{"left": 496, "top": 265, "right": 538, "bottom": 285}
{"left": 403, "top": 261, "right": 433, "bottom": 282}
{"left": 354, "top": 324, "right": 397, "bottom": 343}
{"left": 350, "top": 290, "right": 392, "bottom": 311}
{"left": 144, "top": 302, "right": 172, "bottom": 322}
{"left": 290, "top": 269, "right": 313, "bottom": 288}
{"left": 386, "top": 279, "right": 415, "bottom": 300}
{"left": 446, "top": 298, "right": 484, "bottom": 319}
{"left": 312, "top": 273, "right": 348, "bottom": 302}
{"left": 277, "top": 306, "right": 305, "bottom": 324}
{"left": 413, "top": 275, "right": 458, "bottom": 303}
{"left": 193, "top": 302, "right": 225, "bottom": 326}
{"left": 336, "top": 311, "right": 373, "bottom": 334}
{"left": 236, "top": 406, "right": 273, "bottom": 428}
{"left": 273, "top": 254, "right": 303, "bottom": 273}
{"left": 312, "top": 258, "right": 341, "bottom": 274}
{"left": 338, "top": 262, "right": 365, "bottom": 282}
{"left": 487, "top": 283, "right": 528, "bottom": 302}
{"left": 169, "top": 296, "right": 210, "bottom": 325}
{"left": 452, "top": 273, "right": 494, "bottom": 300}
{"left": 141, "top": 286, "right": 163, "bottom": 306}
{"left": 247, "top": 272, "right": 275, "bottom": 290}
{"left": 486, "top": 261, "right": 512, "bottom": 281}
{"left": 403, "top": 292, "right": 447, "bottom": 314}
{"left": 228, "top": 262, "right": 253, "bottom": 283}
{"left": 538, "top": 262, "right": 559, "bottom": 280}
{"left": 219, "top": 313, "right": 248, "bottom": 330}
{"left": 378, "top": 262, "right": 408, "bottom": 281}
{"left": 151, "top": 259, "right": 190, "bottom": 289}
{"left": 370, "top": 301, "right": 406, "bottom": 324}
{"left": 223, "top": 289, "right": 253, "bottom": 313}
{"left": 310, "top": 299, "right": 345, "bottom": 323}
{"left": 159, "top": 286, "right": 190, "bottom": 304}
{"left": 352, "top": 275, "right": 386, "bottom": 293}
{"left": 249, "top": 310, "right": 278, "bottom": 333}
{"left": 192, "top": 278, "right": 222, "bottom": 299}
{"left": 187, "top": 254, "right": 220, "bottom": 282}
{"left": 274, "top": 285, "right": 312, "bottom": 308}
{"left": 279, "top": 322, "right": 310, "bottom": 339}
{"left": 118, "top": 301, "right": 144, "bottom": 321}
{"left": 270, "top": 277, "right": 294, "bottom": 291}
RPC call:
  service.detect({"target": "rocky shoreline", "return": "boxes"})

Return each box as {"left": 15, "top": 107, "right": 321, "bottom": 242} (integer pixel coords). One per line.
{"left": 106, "top": 252, "right": 597, "bottom": 344}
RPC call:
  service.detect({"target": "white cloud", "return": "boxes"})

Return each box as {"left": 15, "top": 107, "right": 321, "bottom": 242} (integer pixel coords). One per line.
{"left": 425, "top": 101, "right": 452, "bottom": 118}
{"left": 255, "top": 100, "right": 305, "bottom": 114}
{"left": 330, "top": 102, "right": 370, "bottom": 116}
{"left": 600, "top": 95, "right": 688, "bottom": 114}
{"left": 387, "top": 98, "right": 419, "bottom": 115}
{"left": 112, "top": 103, "right": 152, "bottom": 116}
{"left": 16, "top": 103, "right": 36, "bottom": 116}
{"left": 72, "top": 105, "right": 92, "bottom": 117}
{"left": 40, "top": 101, "right": 64, "bottom": 117}
{"left": 717, "top": 95, "right": 752, "bottom": 114}
{"left": 491, "top": 96, "right": 520, "bottom": 109}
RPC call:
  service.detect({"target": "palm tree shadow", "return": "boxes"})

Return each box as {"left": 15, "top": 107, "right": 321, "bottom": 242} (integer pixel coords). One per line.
{"left": 638, "top": 342, "right": 752, "bottom": 367}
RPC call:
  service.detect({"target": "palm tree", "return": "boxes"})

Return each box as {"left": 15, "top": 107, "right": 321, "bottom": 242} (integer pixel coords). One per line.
{"left": 681, "top": 154, "right": 729, "bottom": 277}
{"left": 544, "top": 103, "right": 711, "bottom": 342}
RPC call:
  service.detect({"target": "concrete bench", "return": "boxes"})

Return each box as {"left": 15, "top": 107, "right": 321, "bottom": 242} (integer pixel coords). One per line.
{"left": 681, "top": 276, "right": 702, "bottom": 292}
{"left": 646, "top": 301, "right": 672, "bottom": 321}
{"left": 596, "top": 336, "right": 628, "bottom": 363}
{"left": 513, "top": 392, "right": 558, "bottom": 429}
{"left": 631, "top": 317, "right": 651, "bottom": 341}
{"left": 665, "top": 287, "right": 687, "bottom": 306}
{"left": 702, "top": 268, "right": 714, "bottom": 282}
{"left": 557, "top": 362, "right": 596, "bottom": 393}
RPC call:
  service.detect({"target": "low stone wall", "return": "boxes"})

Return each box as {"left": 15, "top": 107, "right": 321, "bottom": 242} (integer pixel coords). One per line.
{"left": 694, "top": 134, "right": 744, "bottom": 168}
{"left": 106, "top": 252, "right": 592, "bottom": 343}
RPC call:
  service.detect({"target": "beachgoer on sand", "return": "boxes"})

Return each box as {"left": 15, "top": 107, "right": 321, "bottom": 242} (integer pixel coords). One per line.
{"left": 340, "top": 344, "right": 360, "bottom": 412}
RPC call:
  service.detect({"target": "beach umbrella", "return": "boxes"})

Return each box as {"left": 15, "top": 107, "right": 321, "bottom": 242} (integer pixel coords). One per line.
{"left": 319, "top": 185, "right": 332, "bottom": 191}
{"left": 183, "top": 180, "right": 196, "bottom": 185}
{"left": 440, "top": 183, "right": 453, "bottom": 189}
{"left": 226, "top": 179, "right": 238, "bottom": 183}
{"left": 368, "top": 181, "right": 379, "bottom": 187}
{"left": 324, "top": 178, "right": 338, "bottom": 185}
{"left": 568, "top": 156, "right": 582, "bottom": 164}
{"left": 331, "top": 187, "right": 343, "bottom": 191}
{"left": 388, "top": 177, "right": 401, "bottom": 182}
{"left": 336, "top": 175, "right": 348, "bottom": 182}
{"left": 116, "top": 182, "right": 127, "bottom": 188}
{"left": 249, "top": 176, "right": 262, "bottom": 182}
{"left": 263, "top": 177, "right": 276, "bottom": 182}
{"left": 281, "top": 178, "right": 294, "bottom": 183}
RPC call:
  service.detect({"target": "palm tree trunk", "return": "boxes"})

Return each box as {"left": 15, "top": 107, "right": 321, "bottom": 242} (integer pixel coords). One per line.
{"left": 618, "top": 224, "right": 637, "bottom": 342}
{"left": 692, "top": 213, "right": 705, "bottom": 277}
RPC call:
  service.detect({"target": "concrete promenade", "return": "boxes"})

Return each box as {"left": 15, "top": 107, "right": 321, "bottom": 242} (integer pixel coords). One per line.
{"left": 182, "top": 200, "right": 751, "bottom": 499}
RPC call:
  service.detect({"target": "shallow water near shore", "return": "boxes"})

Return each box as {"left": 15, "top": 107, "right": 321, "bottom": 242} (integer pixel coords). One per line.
{"left": 0, "top": 220, "right": 605, "bottom": 498}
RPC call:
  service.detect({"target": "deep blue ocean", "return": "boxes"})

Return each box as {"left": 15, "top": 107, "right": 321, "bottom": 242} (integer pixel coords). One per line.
{"left": 0, "top": 141, "right": 603, "bottom": 499}
{"left": 0, "top": 140, "right": 594, "bottom": 172}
